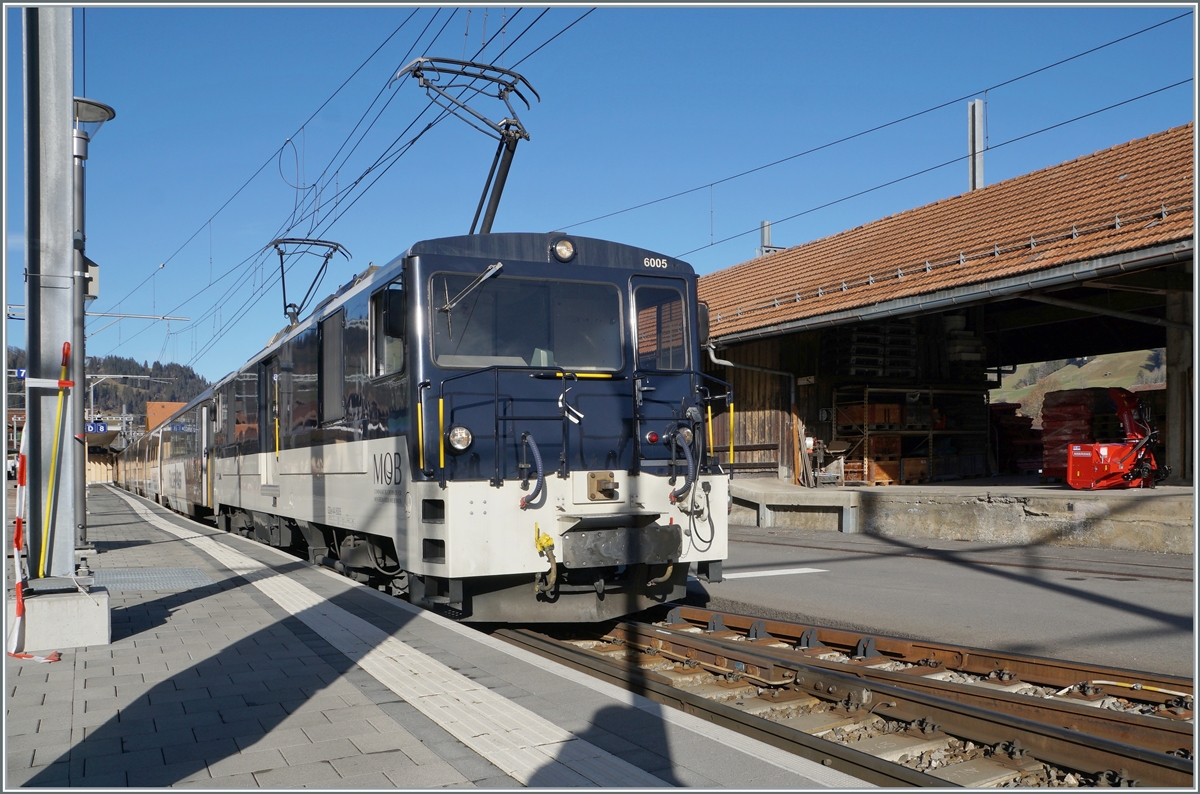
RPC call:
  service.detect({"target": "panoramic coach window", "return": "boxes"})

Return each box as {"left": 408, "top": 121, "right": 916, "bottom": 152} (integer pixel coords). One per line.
{"left": 635, "top": 285, "right": 687, "bottom": 371}
{"left": 432, "top": 274, "right": 622, "bottom": 371}
{"left": 234, "top": 371, "right": 258, "bottom": 449}
{"left": 320, "top": 309, "right": 345, "bottom": 423}
{"left": 372, "top": 282, "right": 405, "bottom": 377}
{"left": 223, "top": 386, "right": 237, "bottom": 448}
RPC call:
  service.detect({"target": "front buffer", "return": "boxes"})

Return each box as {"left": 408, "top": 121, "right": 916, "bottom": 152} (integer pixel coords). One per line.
{"left": 408, "top": 469, "right": 728, "bottom": 623}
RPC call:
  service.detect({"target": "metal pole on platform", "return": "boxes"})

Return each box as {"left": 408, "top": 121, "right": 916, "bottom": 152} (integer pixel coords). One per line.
{"left": 72, "top": 117, "right": 87, "bottom": 550}
{"left": 71, "top": 97, "right": 115, "bottom": 550}
{"left": 24, "top": 6, "right": 76, "bottom": 578}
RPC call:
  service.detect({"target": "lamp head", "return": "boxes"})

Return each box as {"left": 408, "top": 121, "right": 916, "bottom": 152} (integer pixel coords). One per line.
{"left": 73, "top": 97, "right": 116, "bottom": 140}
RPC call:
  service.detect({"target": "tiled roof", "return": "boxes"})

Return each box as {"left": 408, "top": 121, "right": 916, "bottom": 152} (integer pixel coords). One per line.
{"left": 699, "top": 124, "right": 1194, "bottom": 338}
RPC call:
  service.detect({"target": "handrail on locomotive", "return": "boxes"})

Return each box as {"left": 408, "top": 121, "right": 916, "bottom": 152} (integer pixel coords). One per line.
{"left": 427, "top": 363, "right": 734, "bottom": 491}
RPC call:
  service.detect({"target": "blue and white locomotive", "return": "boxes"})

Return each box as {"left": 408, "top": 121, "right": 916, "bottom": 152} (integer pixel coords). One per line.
{"left": 118, "top": 232, "right": 730, "bottom": 622}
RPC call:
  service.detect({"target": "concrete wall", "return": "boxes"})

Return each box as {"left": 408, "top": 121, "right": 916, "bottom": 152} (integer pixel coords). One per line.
{"left": 733, "top": 480, "right": 1194, "bottom": 555}
{"left": 86, "top": 456, "right": 113, "bottom": 484}
{"left": 854, "top": 490, "right": 1193, "bottom": 554}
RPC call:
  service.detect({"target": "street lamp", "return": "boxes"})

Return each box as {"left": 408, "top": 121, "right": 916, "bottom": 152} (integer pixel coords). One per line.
{"left": 72, "top": 96, "right": 114, "bottom": 550}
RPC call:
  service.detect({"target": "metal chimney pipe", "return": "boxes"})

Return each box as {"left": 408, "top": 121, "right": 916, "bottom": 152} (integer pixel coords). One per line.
{"left": 761, "top": 220, "right": 772, "bottom": 249}
{"left": 968, "top": 99, "right": 985, "bottom": 191}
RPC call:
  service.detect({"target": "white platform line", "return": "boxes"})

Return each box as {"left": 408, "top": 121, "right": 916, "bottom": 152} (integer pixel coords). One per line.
{"left": 717, "top": 567, "right": 828, "bottom": 579}
{"left": 107, "top": 489, "right": 666, "bottom": 788}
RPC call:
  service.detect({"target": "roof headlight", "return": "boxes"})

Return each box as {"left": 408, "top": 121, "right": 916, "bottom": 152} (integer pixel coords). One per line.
{"left": 552, "top": 238, "right": 576, "bottom": 263}
{"left": 447, "top": 425, "right": 473, "bottom": 452}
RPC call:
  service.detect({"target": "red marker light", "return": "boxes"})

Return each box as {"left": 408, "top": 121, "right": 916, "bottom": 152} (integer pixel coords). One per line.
{"left": 645, "top": 431, "right": 659, "bottom": 444}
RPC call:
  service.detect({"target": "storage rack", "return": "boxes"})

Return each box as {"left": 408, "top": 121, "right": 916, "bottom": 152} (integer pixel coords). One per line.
{"left": 832, "top": 386, "right": 989, "bottom": 485}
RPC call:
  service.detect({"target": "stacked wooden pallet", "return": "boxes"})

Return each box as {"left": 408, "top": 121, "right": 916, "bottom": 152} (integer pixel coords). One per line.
{"left": 822, "top": 321, "right": 919, "bottom": 378}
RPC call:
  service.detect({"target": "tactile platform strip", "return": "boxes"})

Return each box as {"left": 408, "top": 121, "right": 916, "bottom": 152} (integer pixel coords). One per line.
{"left": 93, "top": 567, "right": 214, "bottom": 591}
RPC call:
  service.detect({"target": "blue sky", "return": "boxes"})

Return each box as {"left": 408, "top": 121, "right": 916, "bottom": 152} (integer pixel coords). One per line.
{"left": 4, "top": 5, "right": 1195, "bottom": 383}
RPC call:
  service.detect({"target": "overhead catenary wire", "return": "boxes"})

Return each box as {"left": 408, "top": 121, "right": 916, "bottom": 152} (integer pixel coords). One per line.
{"left": 677, "top": 77, "right": 1193, "bottom": 261}
{"left": 176, "top": 9, "right": 571, "bottom": 369}
{"left": 555, "top": 9, "right": 1192, "bottom": 233}
{"left": 281, "top": 8, "right": 459, "bottom": 239}
{"left": 88, "top": 8, "right": 1178, "bottom": 360}
{"left": 158, "top": 4, "right": 519, "bottom": 349}
{"left": 99, "top": 8, "right": 582, "bottom": 367}
{"left": 97, "top": 8, "right": 463, "bottom": 356}
{"left": 284, "top": 7, "right": 549, "bottom": 242}
{"left": 170, "top": 18, "right": 477, "bottom": 359}
{"left": 183, "top": 14, "right": 547, "bottom": 366}
{"left": 90, "top": 11, "right": 425, "bottom": 321}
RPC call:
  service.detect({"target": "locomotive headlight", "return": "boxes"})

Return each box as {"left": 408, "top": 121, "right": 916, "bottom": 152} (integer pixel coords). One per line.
{"left": 552, "top": 238, "right": 576, "bottom": 263}
{"left": 676, "top": 427, "right": 694, "bottom": 445}
{"left": 447, "top": 425, "right": 473, "bottom": 452}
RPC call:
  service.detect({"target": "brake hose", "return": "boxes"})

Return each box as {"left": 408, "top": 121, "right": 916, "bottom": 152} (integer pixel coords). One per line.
{"left": 670, "top": 433, "right": 696, "bottom": 503}
{"left": 520, "top": 433, "right": 544, "bottom": 509}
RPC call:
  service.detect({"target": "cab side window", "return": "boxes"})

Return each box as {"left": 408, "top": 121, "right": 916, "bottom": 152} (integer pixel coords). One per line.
{"left": 372, "top": 281, "right": 406, "bottom": 377}
{"left": 634, "top": 285, "right": 687, "bottom": 371}
{"left": 320, "top": 309, "right": 345, "bottom": 424}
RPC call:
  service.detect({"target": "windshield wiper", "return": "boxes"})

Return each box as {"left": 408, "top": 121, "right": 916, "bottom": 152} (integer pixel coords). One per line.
{"left": 440, "top": 262, "right": 502, "bottom": 314}
{"left": 439, "top": 261, "right": 502, "bottom": 340}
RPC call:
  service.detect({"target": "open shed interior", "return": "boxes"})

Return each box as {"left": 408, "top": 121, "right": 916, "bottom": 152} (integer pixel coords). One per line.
{"left": 702, "top": 257, "right": 1192, "bottom": 488}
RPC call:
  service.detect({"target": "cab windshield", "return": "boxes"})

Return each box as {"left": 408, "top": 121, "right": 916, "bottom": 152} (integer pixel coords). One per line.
{"left": 432, "top": 273, "right": 623, "bottom": 370}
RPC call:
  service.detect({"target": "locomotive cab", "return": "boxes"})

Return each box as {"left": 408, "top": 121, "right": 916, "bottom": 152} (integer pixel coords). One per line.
{"left": 400, "top": 234, "right": 730, "bottom": 621}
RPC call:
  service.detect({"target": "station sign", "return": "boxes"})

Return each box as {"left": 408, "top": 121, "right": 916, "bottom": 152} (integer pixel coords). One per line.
{"left": 86, "top": 422, "right": 108, "bottom": 433}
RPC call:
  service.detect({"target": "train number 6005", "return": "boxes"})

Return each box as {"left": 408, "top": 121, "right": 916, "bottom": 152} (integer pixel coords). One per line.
{"left": 643, "top": 257, "right": 669, "bottom": 269}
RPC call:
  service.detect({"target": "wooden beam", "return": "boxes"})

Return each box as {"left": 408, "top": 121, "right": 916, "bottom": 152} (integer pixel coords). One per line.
{"left": 1025, "top": 294, "right": 1190, "bottom": 331}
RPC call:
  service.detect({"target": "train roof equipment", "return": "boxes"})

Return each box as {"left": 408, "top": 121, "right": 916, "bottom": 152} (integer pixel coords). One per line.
{"left": 391, "top": 57, "right": 540, "bottom": 235}
{"left": 266, "top": 238, "right": 351, "bottom": 328}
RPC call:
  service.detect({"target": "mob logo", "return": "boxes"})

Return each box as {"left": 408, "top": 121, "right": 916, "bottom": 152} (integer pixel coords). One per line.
{"left": 372, "top": 452, "right": 403, "bottom": 485}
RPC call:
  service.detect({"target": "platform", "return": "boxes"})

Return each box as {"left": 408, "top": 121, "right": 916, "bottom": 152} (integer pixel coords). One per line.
{"left": 730, "top": 474, "right": 1195, "bottom": 554}
{"left": 4, "top": 484, "right": 867, "bottom": 789}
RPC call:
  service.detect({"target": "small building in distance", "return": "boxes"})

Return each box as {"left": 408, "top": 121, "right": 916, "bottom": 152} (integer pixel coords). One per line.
{"left": 146, "top": 401, "right": 187, "bottom": 433}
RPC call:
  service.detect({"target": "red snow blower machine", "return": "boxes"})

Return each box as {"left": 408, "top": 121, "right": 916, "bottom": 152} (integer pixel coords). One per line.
{"left": 1065, "top": 388, "right": 1170, "bottom": 490}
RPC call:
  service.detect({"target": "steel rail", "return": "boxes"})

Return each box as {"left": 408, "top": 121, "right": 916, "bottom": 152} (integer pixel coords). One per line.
{"left": 598, "top": 621, "right": 1193, "bottom": 788}
{"left": 499, "top": 623, "right": 1193, "bottom": 787}
{"left": 640, "top": 621, "right": 1193, "bottom": 758}
{"left": 494, "top": 628, "right": 945, "bottom": 788}
{"left": 663, "top": 606, "right": 1194, "bottom": 700}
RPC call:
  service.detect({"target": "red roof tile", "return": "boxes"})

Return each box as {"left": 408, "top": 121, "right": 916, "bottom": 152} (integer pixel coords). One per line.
{"left": 699, "top": 124, "right": 1194, "bottom": 337}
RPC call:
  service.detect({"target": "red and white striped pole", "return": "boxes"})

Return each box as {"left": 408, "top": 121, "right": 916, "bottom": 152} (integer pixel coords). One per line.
{"left": 7, "top": 396, "right": 61, "bottom": 663}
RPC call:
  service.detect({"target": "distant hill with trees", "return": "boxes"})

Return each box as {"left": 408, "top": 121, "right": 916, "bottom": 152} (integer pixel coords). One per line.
{"left": 6, "top": 347, "right": 209, "bottom": 423}
{"left": 989, "top": 348, "right": 1165, "bottom": 428}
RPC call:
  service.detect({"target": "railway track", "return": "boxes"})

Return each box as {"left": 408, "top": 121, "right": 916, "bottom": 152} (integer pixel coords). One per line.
{"left": 116, "top": 490, "right": 1192, "bottom": 786}
{"left": 494, "top": 606, "right": 1194, "bottom": 788}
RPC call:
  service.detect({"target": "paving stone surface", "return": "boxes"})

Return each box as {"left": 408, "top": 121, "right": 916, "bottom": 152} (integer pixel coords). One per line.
{"left": 5, "top": 484, "right": 860, "bottom": 789}
{"left": 5, "top": 486, "right": 511, "bottom": 789}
